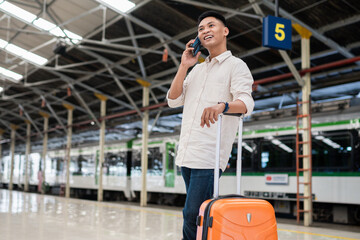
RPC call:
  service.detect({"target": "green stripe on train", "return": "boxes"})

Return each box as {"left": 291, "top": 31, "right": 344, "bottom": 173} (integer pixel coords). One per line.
{"left": 243, "top": 118, "right": 360, "bottom": 135}
{"left": 134, "top": 140, "right": 164, "bottom": 147}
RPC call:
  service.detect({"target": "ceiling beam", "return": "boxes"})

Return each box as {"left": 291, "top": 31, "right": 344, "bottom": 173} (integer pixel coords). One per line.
{"left": 40, "top": 95, "right": 67, "bottom": 134}
{"left": 125, "top": 18, "right": 147, "bottom": 79}
{"left": 18, "top": 104, "right": 43, "bottom": 137}
{"left": 172, "top": 0, "right": 263, "bottom": 20}
{"left": 262, "top": 0, "right": 356, "bottom": 60}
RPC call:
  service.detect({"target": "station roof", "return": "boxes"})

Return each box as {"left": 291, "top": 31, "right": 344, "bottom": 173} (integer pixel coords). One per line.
{"left": 0, "top": 0, "right": 359, "bottom": 147}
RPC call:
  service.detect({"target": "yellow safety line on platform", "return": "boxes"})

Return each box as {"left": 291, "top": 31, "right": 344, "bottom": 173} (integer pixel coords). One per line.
{"left": 278, "top": 228, "right": 360, "bottom": 240}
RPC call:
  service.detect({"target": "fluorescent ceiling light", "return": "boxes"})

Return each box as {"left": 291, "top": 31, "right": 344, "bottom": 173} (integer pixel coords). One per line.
{"left": 0, "top": 86, "right": 3, "bottom": 93}
{"left": 63, "top": 30, "right": 82, "bottom": 42}
{"left": 0, "top": 1, "right": 36, "bottom": 23}
{"left": 315, "top": 135, "right": 324, "bottom": 140}
{"left": 33, "top": 18, "right": 56, "bottom": 31}
{"left": 98, "top": 0, "right": 136, "bottom": 13}
{"left": 6, "top": 43, "right": 28, "bottom": 57}
{"left": 0, "top": 38, "right": 47, "bottom": 66}
{"left": 242, "top": 142, "right": 253, "bottom": 153}
{"left": 34, "top": 18, "right": 82, "bottom": 43}
{"left": 23, "top": 51, "right": 48, "bottom": 65}
{"left": 0, "top": 39, "right": 7, "bottom": 48}
{"left": 271, "top": 139, "right": 293, "bottom": 153}
{"left": 49, "top": 28, "right": 82, "bottom": 43}
{"left": 278, "top": 143, "right": 293, "bottom": 153}
{"left": 322, "top": 138, "right": 340, "bottom": 149}
{"left": 315, "top": 135, "right": 340, "bottom": 149}
{"left": 0, "top": 1, "right": 82, "bottom": 44}
{"left": 0, "top": 66, "right": 22, "bottom": 82}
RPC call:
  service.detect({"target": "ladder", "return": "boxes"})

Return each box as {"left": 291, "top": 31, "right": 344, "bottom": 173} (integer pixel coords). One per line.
{"left": 295, "top": 99, "right": 313, "bottom": 223}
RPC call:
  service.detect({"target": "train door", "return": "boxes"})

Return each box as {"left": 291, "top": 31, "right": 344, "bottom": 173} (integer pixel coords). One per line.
{"left": 165, "top": 142, "right": 175, "bottom": 187}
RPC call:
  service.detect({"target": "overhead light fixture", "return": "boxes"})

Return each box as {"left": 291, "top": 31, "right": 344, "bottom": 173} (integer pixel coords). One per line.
{"left": 0, "top": 1, "right": 82, "bottom": 44}
{"left": 0, "top": 38, "right": 7, "bottom": 48}
{"left": 0, "top": 38, "right": 47, "bottom": 66}
{"left": 0, "top": 86, "right": 3, "bottom": 93}
{"left": 0, "top": 1, "right": 36, "bottom": 23}
{"left": 242, "top": 142, "right": 253, "bottom": 153}
{"left": 271, "top": 139, "right": 293, "bottom": 153}
{"left": 315, "top": 135, "right": 340, "bottom": 149}
{"left": 97, "top": 0, "right": 136, "bottom": 13}
{"left": 0, "top": 66, "right": 22, "bottom": 82}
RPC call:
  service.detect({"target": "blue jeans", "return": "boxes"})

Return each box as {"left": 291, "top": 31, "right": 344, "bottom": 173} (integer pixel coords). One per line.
{"left": 181, "top": 167, "right": 222, "bottom": 240}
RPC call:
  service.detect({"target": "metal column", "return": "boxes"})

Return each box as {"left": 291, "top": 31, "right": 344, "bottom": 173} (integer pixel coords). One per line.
{"left": 140, "top": 81, "right": 150, "bottom": 207}
{"left": 24, "top": 121, "right": 31, "bottom": 192}
{"left": 63, "top": 103, "right": 74, "bottom": 198}
{"left": 95, "top": 93, "right": 107, "bottom": 202}
{"left": 294, "top": 24, "right": 313, "bottom": 226}
{"left": 40, "top": 111, "right": 50, "bottom": 194}
{"left": 9, "top": 124, "right": 18, "bottom": 191}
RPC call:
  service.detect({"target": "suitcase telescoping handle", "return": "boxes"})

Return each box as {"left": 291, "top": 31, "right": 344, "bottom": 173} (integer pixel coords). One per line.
{"left": 214, "top": 113, "right": 244, "bottom": 198}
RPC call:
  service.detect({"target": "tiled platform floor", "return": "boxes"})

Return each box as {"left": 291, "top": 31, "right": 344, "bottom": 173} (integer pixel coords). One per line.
{"left": 1, "top": 189, "right": 359, "bottom": 240}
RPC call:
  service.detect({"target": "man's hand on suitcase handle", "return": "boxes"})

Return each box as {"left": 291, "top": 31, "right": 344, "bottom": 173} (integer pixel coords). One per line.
{"left": 200, "top": 103, "right": 225, "bottom": 128}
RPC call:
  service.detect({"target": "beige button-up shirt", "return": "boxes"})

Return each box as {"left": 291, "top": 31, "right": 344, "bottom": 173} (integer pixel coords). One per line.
{"left": 167, "top": 51, "right": 254, "bottom": 171}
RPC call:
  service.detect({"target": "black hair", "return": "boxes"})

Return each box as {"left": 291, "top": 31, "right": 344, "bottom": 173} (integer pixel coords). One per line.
{"left": 197, "top": 11, "right": 227, "bottom": 27}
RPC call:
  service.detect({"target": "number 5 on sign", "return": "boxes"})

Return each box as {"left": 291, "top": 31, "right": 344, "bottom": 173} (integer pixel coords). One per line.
{"left": 275, "top": 23, "right": 285, "bottom": 41}
{"left": 263, "top": 15, "right": 292, "bottom": 50}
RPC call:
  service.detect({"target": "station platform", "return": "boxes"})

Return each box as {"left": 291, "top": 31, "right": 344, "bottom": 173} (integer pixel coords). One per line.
{"left": 1, "top": 189, "right": 359, "bottom": 240}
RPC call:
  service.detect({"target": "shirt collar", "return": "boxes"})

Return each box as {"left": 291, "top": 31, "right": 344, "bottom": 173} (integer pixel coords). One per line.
{"left": 205, "top": 50, "right": 232, "bottom": 64}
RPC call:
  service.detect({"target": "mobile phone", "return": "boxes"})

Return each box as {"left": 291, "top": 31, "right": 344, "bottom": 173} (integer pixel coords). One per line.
{"left": 191, "top": 36, "right": 202, "bottom": 56}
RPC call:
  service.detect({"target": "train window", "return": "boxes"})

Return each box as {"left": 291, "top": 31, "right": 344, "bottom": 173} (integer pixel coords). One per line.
{"left": 225, "top": 141, "right": 255, "bottom": 173}
{"left": 259, "top": 137, "right": 295, "bottom": 170}
{"left": 312, "top": 132, "right": 352, "bottom": 170}
{"left": 29, "top": 153, "right": 41, "bottom": 182}
{"left": 1, "top": 155, "right": 10, "bottom": 179}
{"left": 131, "top": 150, "right": 141, "bottom": 176}
{"left": 71, "top": 154, "right": 95, "bottom": 176}
{"left": 131, "top": 147, "right": 163, "bottom": 176}
{"left": 51, "top": 157, "right": 64, "bottom": 176}
{"left": 148, "top": 147, "right": 163, "bottom": 175}
{"left": 105, "top": 151, "right": 127, "bottom": 176}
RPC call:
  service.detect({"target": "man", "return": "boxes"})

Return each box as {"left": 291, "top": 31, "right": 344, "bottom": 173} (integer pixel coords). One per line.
{"left": 167, "top": 11, "right": 254, "bottom": 240}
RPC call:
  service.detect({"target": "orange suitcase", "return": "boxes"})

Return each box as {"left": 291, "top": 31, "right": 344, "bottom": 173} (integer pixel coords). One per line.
{"left": 196, "top": 114, "right": 278, "bottom": 240}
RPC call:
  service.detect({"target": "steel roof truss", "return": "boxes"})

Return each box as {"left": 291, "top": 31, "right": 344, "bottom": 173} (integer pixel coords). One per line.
{"left": 40, "top": 95, "right": 67, "bottom": 134}
{"left": 262, "top": 0, "right": 357, "bottom": 61}
{"left": 125, "top": 18, "right": 147, "bottom": 79}
{"left": 105, "top": 64, "right": 143, "bottom": 118}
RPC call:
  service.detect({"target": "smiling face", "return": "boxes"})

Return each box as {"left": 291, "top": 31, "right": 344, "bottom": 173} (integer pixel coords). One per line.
{"left": 198, "top": 16, "right": 229, "bottom": 51}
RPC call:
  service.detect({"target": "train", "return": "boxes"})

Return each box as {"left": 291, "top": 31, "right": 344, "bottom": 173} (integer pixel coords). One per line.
{"left": 1, "top": 107, "right": 359, "bottom": 224}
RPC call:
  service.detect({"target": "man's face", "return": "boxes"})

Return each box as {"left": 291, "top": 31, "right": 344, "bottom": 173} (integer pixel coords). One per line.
{"left": 198, "top": 16, "right": 228, "bottom": 49}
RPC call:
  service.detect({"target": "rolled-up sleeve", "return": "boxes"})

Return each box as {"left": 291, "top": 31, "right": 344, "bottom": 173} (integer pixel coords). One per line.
{"left": 166, "top": 89, "right": 185, "bottom": 108}
{"left": 230, "top": 60, "right": 254, "bottom": 116}
{"left": 166, "top": 68, "right": 193, "bottom": 108}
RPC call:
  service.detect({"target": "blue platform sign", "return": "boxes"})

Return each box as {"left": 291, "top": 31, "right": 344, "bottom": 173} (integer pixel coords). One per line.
{"left": 263, "top": 15, "right": 292, "bottom": 50}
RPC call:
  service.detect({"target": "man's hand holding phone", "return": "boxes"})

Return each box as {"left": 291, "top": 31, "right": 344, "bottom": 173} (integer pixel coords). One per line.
{"left": 181, "top": 38, "right": 202, "bottom": 69}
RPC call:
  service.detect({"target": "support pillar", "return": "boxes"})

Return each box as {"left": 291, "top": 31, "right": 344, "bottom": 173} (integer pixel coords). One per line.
{"left": 294, "top": 23, "right": 313, "bottom": 226}
{"left": 24, "top": 121, "right": 31, "bottom": 192}
{"left": 95, "top": 93, "right": 107, "bottom": 202}
{"left": 0, "top": 129, "right": 4, "bottom": 184}
{"left": 9, "top": 124, "right": 18, "bottom": 191}
{"left": 139, "top": 80, "right": 150, "bottom": 207}
{"left": 63, "top": 103, "right": 74, "bottom": 198}
{"left": 39, "top": 111, "right": 50, "bottom": 194}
